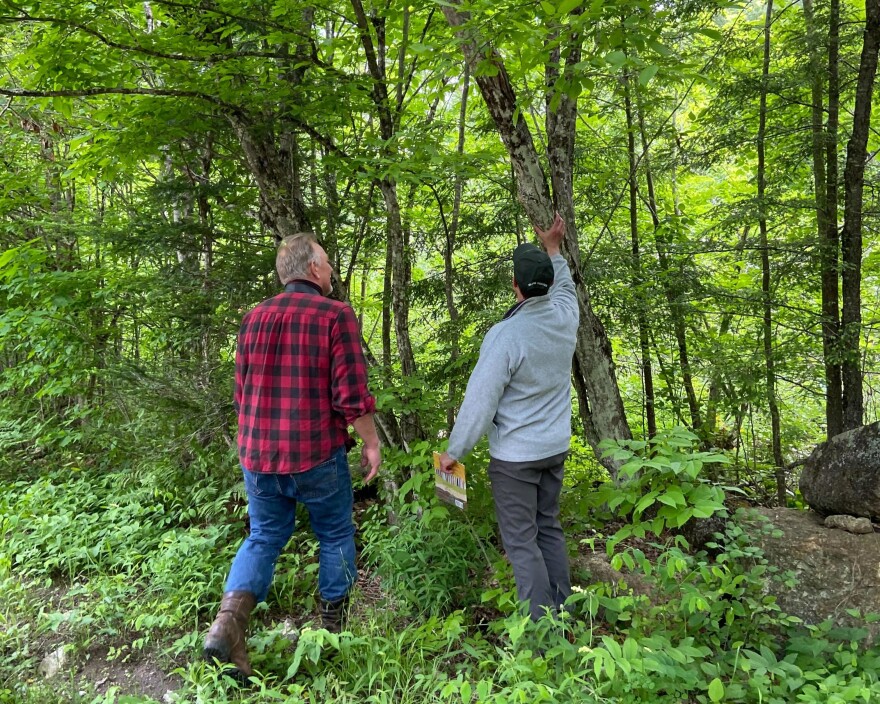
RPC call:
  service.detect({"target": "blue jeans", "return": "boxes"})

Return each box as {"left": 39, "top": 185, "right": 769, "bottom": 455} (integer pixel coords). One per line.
{"left": 225, "top": 446, "right": 357, "bottom": 603}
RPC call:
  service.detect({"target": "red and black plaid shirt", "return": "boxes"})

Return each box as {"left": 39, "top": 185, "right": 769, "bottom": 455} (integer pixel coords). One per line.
{"left": 235, "top": 280, "right": 376, "bottom": 474}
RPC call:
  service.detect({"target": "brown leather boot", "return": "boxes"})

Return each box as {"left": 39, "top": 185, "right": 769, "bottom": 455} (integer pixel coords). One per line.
{"left": 203, "top": 591, "right": 257, "bottom": 681}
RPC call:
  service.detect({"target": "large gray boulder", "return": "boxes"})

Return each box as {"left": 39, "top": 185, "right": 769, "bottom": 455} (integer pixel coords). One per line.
{"left": 799, "top": 421, "right": 880, "bottom": 519}
{"left": 744, "top": 507, "right": 880, "bottom": 643}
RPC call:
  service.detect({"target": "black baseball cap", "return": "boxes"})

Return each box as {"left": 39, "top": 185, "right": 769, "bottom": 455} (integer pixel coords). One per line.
{"left": 513, "top": 243, "right": 554, "bottom": 297}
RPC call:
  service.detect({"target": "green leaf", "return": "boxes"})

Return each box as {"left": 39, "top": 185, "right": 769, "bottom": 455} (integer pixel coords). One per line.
{"left": 605, "top": 50, "right": 627, "bottom": 68}
{"left": 708, "top": 677, "right": 725, "bottom": 701}
{"left": 476, "top": 59, "right": 500, "bottom": 78}
{"left": 651, "top": 516, "right": 665, "bottom": 535}
{"left": 698, "top": 27, "right": 724, "bottom": 41}
{"left": 0, "top": 246, "right": 20, "bottom": 270}
{"left": 656, "top": 490, "right": 681, "bottom": 507}
{"left": 557, "top": 0, "right": 583, "bottom": 14}
{"left": 648, "top": 39, "right": 674, "bottom": 56}
{"left": 639, "top": 65, "right": 659, "bottom": 86}
{"left": 634, "top": 490, "right": 659, "bottom": 516}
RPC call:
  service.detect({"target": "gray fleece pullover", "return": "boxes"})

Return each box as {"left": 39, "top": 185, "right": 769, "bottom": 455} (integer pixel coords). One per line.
{"left": 447, "top": 254, "right": 579, "bottom": 462}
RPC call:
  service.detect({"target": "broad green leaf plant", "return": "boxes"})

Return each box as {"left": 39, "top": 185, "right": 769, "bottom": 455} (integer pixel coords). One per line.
{"left": 588, "top": 427, "right": 731, "bottom": 556}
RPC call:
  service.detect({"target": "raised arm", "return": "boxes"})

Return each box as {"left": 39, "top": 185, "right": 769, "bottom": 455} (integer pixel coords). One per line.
{"left": 534, "top": 213, "right": 578, "bottom": 325}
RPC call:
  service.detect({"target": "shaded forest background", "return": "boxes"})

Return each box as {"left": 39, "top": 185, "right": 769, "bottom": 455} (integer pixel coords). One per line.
{"left": 1, "top": 0, "right": 878, "bottom": 495}
{"left": 1, "top": 0, "right": 880, "bottom": 700}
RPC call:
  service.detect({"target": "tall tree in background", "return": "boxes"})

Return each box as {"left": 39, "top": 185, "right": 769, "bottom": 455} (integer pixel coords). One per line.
{"left": 348, "top": 0, "right": 428, "bottom": 443}
{"left": 1, "top": 0, "right": 878, "bottom": 484}
{"left": 803, "top": 0, "right": 843, "bottom": 440}
{"left": 755, "top": 0, "right": 786, "bottom": 504}
{"left": 840, "top": 0, "right": 880, "bottom": 430}
{"left": 622, "top": 68, "right": 657, "bottom": 438}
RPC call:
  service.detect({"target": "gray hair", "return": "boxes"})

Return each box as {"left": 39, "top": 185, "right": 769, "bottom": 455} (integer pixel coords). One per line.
{"left": 276, "top": 233, "right": 318, "bottom": 284}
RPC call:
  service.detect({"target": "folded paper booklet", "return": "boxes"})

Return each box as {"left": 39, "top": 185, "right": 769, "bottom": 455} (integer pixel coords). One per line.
{"left": 433, "top": 451, "right": 467, "bottom": 510}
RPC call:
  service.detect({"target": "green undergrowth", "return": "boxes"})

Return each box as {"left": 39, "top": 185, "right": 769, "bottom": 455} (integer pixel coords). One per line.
{"left": 2, "top": 430, "right": 879, "bottom": 703}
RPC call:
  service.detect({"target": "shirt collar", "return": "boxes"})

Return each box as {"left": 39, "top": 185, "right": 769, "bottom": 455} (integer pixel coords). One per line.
{"left": 284, "top": 279, "right": 323, "bottom": 295}
{"left": 501, "top": 295, "right": 549, "bottom": 321}
{"left": 502, "top": 300, "right": 527, "bottom": 320}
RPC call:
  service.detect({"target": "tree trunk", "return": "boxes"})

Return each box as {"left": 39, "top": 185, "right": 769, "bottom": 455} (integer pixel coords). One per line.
{"left": 444, "top": 64, "right": 469, "bottom": 433}
{"left": 705, "top": 226, "right": 749, "bottom": 438}
{"left": 824, "top": 0, "right": 844, "bottom": 437}
{"left": 228, "top": 114, "right": 312, "bottom": 238}
{"left": 634, "top": 89, "right": 700, "bottom": 435}
{"left": 197, "top": 134, "right": 214, "bottom": 371}
{"left": 382, "top": 227, "right": 393, "bottom": 373}
{"left": 443, "top": 3, "right": 630, "bottom": 472}
{"left": 804, "top": 0, "right": 843, "bottom": 440}
{"left": 840, "top": 0, "right": 879, "bottom": 430}
{"left": 622, "top": 70, "right": 656, "bottom": 438}
{"left": 351, "top": 0, "right": 421, "bottom": 423}
{"left": 757, "top": 0, "right": 786, "bottom": 505}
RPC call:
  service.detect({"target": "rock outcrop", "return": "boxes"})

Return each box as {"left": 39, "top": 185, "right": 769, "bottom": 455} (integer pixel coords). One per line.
{"left": 743, "top": 507, "right": 880, "bottom": 643}
{"left": 799, "top": 421, "right": 880, "bottom": 519}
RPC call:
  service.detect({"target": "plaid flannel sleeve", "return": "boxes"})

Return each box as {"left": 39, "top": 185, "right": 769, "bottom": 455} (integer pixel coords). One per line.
{"left": 233, "top": 319, "right": 247, "bottom": 414}
{"left": 329, "top": 304, "right": 376, "bottom": 423}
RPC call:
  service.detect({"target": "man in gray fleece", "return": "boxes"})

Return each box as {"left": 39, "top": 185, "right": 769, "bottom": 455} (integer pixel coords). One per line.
{"left": 439, "top": 213, "right": 578, "bottom": 620}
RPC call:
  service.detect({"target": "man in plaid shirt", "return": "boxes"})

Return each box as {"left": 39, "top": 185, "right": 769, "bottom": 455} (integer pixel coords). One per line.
{"left": 204, "top": 233, "right": 381, "bottom": 681}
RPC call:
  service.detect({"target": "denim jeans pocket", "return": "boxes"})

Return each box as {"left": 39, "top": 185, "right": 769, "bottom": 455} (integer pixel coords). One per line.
{"left": 294, "top": 454, "right": 339, "bottom": 500}
{"left": 244, "top": 469, "right": 281, "bottom": 498}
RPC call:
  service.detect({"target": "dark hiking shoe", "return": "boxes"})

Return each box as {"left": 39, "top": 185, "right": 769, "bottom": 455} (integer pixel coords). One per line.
{"left": 203, "top": 590, "right": 257, "bottom": 682}
{"left": 320, "top": 595, "right": 350, "bottom": 633}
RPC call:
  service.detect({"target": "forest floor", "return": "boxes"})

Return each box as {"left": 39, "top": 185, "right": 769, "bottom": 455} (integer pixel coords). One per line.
{"left": 24, "top": 561, "right": 409, "bottom": 702}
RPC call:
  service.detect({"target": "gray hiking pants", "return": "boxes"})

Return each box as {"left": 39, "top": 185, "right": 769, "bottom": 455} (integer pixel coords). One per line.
{"left": 488, "top": 451, "right": 571, "bottom": 621}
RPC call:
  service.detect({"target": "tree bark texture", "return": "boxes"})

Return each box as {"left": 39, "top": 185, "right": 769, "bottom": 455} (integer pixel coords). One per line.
{"left": 826, "top": 0, "right": 844, "bottom": 436}
{"left": 840, "top": 0, "right": 879, "bottom": 430}
{"left": 227, "top": 114, "right": 312, "bottom": 238}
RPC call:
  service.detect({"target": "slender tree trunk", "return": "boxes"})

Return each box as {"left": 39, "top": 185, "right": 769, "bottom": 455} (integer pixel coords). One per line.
{"left": 382, "top": 229, "right": 393, "bottom": 373}
{"left": 634, "top": 90, "right": 701, "bottom": 434}
{"left": 757, "top": 0, "right": 786, "bottom": 505}
{"left": 444, "top": 64, "right": 469, "bottom": 433}
{"left": 649, "top": 329, "right": 686, "bottom": 427}
{"left": 804, "top": 0, "right": 843, "bottom": 439}
{"left": 622, "top": 70, "right": 656, "bottom": 438}
{"left": 443, "top": 4, "right": 630, "bottom": 470}
{"left": 840, "top": 0, "right": 879, "bottom": 430}
{"left": 705, "top": 226, "right": 750, "bottom": 437}
{"left": 378, "top": 179, "right": 421, "bottom": 442}
{"left": 197, "top": 134, "right": 214, "bottom": 371}
{"left": 341, "top": 181, "right": 375, "bottom": 292}
{"left": 351, "top": 0, "right": 421, "bottom": 431}
{"left": 825, "top": 0, "right": 844, "bottom": 437}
